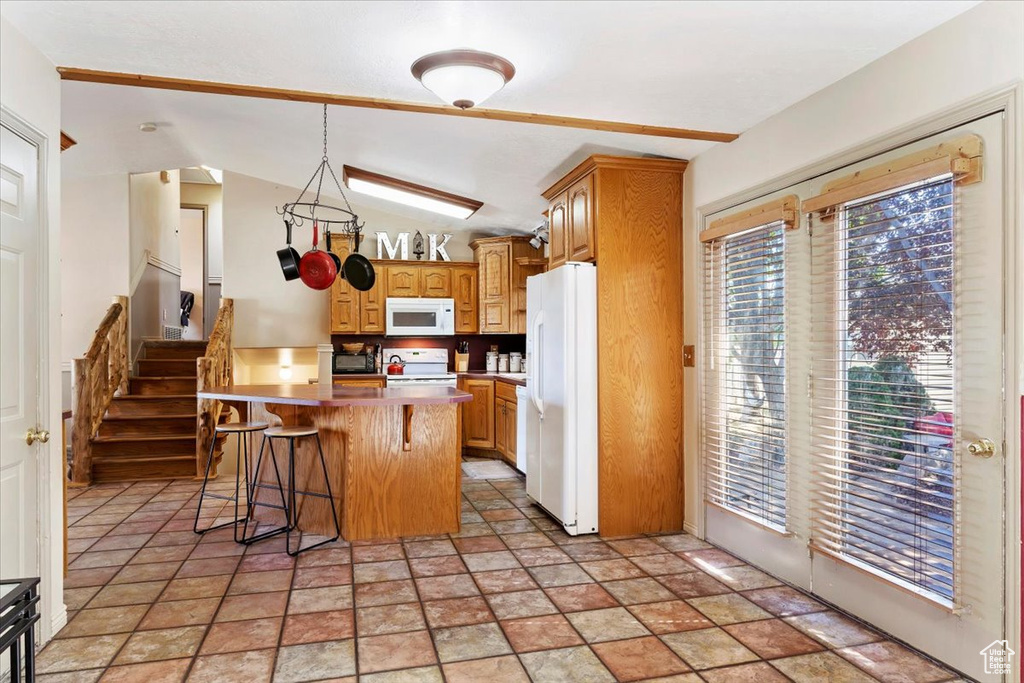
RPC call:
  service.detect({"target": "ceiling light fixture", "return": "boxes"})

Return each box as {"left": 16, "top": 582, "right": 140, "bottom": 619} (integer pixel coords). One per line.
{"left": 411, "top": 49, "right": 515, "bottom": 110}
{"left": 343, "top": 165, "right": 483, "bottom": 220}
{"left": 139, "top": 122, "right": 158, "bottom": 132}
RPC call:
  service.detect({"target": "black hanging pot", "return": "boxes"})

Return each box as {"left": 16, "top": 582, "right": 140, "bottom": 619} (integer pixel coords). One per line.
{"left": 341, "top": 252, "right": 376, "bottom": 292}
{"left": 324, "top": 230, "right": 343, "bottom": 275}
{"left": 276, "top": 220, "right": 301, "bottom": 281}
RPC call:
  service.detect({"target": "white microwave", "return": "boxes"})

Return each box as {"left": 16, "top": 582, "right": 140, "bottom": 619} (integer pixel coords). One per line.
{"left": 385, "top": 297, "right": 455, "bottom": 336}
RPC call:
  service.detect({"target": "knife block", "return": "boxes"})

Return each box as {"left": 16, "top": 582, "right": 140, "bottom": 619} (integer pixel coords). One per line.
{"left": 455, "top": 353, "right": 469, "bottom": 372}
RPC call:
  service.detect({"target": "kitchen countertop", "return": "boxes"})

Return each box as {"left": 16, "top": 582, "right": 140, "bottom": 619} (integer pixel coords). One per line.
{"left": 458, "top": 371, "right": 527, "bottom": 387}
{"left": 198, "top": 383, "right": 471, "bottom": 407}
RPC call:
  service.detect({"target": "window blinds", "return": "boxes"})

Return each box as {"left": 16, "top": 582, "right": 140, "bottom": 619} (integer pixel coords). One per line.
{"left": 809, "top": 174, "right": 958, "bottom": 603}
{"left": 704, "top": 221, "right": 787, "bottom": 530}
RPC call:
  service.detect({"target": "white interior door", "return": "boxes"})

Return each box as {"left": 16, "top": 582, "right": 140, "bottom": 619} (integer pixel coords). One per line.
{"left": 179, "top": 206, "right": 205, "bottom": 340}
{"left": 807, "top": 114, "right": 1006, "bottom": 681}
{"left": 0, "top": 124, "right": 42, "bottom": 582}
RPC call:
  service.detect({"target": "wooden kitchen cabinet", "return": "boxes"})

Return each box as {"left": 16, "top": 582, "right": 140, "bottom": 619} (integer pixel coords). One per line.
{"left": 471, "top": 236, "right": 545, "bottom": 334}
{"left": 459, "top": 378, "right": 494, "bottom": 449}
{"left": 567, "top": 173, "right": 596, "bottom": 261}
{"left": 548, "top": 193, "right": 568, "bottom": 268}
{"left": 329, "top": 259, "right": 478, "bottom": 336}
{"left": 386, "top": 265, "right": 420, "bottom": 297}
{"left": 359, "top": 270, "right": 386, "bottom": 334}
{"left": 453, "top": 266, "right": 478, "bottom": 334}
{"left": 542, "top": 154, "right": 687, "bottom": 537}
{"left": 329, "top": 239, "right": 360, "bottom": 334}
{"left": 493, "top": 380, "right": 519, "bottom": 466}
{"left": 420, "top": 267, "right": 452, "bottom": 297}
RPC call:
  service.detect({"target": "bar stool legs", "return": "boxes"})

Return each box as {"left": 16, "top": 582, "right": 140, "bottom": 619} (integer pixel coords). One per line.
{"left": 281, "top": 432, "right": 341, "bottom": 557}
{"left": 194, "top": 426, "right": 261, "bottom": 542}
{"left": 241, "top": 434, "right": 291, "bottom": 545}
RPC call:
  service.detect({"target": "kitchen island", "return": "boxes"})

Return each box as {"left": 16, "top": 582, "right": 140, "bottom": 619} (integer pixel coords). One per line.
{"left": 197, "top": 384, "right": 472, "bottom": 541}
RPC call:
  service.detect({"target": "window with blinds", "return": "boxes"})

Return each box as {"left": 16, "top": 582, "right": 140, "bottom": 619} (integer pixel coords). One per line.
{"left": 704, "top": 221, "right": 787, "bottom": 530}
{"left": 809, "top": 173, "right": 957, "bottom": 603}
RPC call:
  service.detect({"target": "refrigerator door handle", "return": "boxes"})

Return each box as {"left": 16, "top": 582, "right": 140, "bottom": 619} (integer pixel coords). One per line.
{"left": 530, "top": 311, "right": 545, "bottom": 418}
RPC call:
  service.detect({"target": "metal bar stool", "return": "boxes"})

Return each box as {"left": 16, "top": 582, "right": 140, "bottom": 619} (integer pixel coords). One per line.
{"left": 194, "top": 421, "right": 268, "bottom": 542}
{"left": 249, "top": 425, "right": 340, "bottom": 556}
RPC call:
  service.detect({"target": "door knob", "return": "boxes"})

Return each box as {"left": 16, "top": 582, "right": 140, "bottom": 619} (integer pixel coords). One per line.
{"left": 967, "top": 438, "right": 996, "bottom": 458}
{"left": 26, "top": 428, "right": 50, "bottom": 446}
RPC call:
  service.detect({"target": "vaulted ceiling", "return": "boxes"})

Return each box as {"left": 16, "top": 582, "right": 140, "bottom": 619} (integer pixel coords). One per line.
{"left": 2, "top": 0, "right": 979, "bottom": 231}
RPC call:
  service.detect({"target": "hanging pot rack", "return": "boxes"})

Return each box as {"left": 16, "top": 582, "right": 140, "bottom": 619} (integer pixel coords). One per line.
{"left": 276, "top": 104, "right": 365, "bottom": 246}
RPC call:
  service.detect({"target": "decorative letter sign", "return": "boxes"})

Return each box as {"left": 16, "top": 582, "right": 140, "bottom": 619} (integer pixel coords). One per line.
{"left": 429, "top": 233, "right": 452, "bottom": 261}
{"left": 376, "top": 231, "right": 454, "bottom": 261}
{"left": 376, "top": 232, "right": 408, "bottom": 260}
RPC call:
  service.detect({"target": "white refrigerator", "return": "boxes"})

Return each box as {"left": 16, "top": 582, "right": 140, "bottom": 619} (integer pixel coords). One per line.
{"left": 524, "top": 263, "right": 598, "bottom": 535}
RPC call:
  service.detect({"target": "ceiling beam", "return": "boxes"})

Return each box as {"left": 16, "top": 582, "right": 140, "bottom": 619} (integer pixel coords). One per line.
{"left": 57, "top": 67, "right": 739, "bottom": 143}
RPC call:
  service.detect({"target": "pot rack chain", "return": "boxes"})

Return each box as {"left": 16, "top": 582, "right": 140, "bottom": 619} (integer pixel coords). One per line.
{"left": 276, "top": 104, "right": 363, "bottom": 236}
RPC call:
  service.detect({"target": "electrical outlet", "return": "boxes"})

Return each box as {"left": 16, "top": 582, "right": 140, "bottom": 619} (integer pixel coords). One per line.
{"left": 683, "top": 345, "right": 695, "bottom": 367}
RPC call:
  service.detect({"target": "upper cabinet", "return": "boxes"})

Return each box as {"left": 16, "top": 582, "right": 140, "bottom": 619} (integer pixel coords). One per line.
{"left": 471, "top": 236, "right": 545, "bottom": 334}
{"left": 329, "top": 260, "right": 478, "bottom": 335}
{"left": 546, "top": 169, "right": 596, "bottom": 266}
{"left": 329, "top": 238, "right": 360, "bottom": 334}
{"left": 548, "top": 195, "right": 568, "bottom": 268}
{"left": 567, "top": 174, "right": 595, "bottom": 262}
{"left": 453, "top": 266, "right": 478, "bottom": 334}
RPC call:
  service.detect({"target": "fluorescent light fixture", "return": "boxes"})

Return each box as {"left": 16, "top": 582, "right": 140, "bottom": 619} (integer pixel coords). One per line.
{"left": 279, "top": 365, "right": 293, "bottom": 380}
{"left": 343, "top": 165, "right": 483, "bottom": 220}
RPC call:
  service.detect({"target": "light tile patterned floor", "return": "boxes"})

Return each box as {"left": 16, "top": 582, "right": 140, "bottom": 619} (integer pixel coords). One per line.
{"left": 42, "top": 471, "right": 964, "bottom": 682}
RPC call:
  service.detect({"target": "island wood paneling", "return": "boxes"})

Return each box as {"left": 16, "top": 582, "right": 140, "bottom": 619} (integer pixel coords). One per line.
{"left": 595, "top": 166, "right": 685, "bottom": 536}
{"left": 241, "top": 396, "right": 462, "bottom": 540}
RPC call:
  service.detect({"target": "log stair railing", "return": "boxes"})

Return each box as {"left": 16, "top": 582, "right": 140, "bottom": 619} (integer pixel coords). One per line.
{"left": 70, "top": 296, "right": 129, "bottom": 485}
{"left": 196, "top": 298, "right": 234, "bottom": 479}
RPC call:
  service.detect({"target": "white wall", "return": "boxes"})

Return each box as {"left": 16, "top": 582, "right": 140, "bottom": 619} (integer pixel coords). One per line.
{"left": 0, "top": 15, "right": 65, "bottom": 642}
{"left": 683, "top": 0, "right": 1024, "bottom": 529}
{"left": 61, "top": 174, "right": 130, "bottom": 360}
{"left": 222, "top": 171, "right": 457, "bottom": 347}
{"left": 129, "top": 170, "right": 180, "bottom": 279}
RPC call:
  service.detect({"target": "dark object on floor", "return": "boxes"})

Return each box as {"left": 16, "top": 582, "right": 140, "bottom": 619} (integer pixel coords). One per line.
{"left": 179, "top": 291, "right": 195, "bottom": 327}
{"left": 0, "top": 577, "right": 40, "bottom": 683}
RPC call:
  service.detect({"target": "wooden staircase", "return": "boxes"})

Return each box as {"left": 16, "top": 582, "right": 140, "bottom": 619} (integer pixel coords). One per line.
{"left": 90, "top": 340, "right": 208, "bottom": 483}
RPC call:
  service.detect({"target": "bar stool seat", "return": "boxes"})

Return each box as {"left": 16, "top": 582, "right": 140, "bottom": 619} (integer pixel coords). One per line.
{"left": 217, "top": 421, "right": 269, "bottom": 433}
{"left": 245, "top": 425, "right": 340, "bottom": 556}
{"left": 264, "top": 425, "right": 318, "bottom": 438}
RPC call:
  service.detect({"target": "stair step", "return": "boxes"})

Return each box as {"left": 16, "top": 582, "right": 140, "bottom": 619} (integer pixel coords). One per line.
{"left": 129, "top": 376, "right": 197, "bottom": 395}
{"left": 137, "top": 359, "right": 199, "bottom": 377}
{"left": 91, "top": 434, "right": 196, "bottom": 457}
{"left": 143, "top": 340, "right": 208, "bottom": 360}
{"left": 92, "top": 455, "right": 196, "bottom": 483}
{"left": 107, "top": 395, "right": 197, "bottom": 417}
{"left": 97, "top": 414, "right": 196, "bottom": 438}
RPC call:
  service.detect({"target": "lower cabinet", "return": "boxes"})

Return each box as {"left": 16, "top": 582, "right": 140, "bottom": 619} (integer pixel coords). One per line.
{"left": 459, "top": 377, "right": 519, "bottom": 466}
{"left": 459, "top": 378, "right": 495, "bottom": 449}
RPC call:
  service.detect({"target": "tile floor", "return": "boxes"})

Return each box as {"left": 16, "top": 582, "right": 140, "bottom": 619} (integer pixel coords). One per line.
{"left": 41, "top": 468, "right": 964, "bottom": 682}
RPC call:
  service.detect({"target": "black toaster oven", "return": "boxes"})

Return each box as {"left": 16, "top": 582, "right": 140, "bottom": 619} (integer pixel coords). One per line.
{"left": 333, "top": 351, "right": 375, "bottom": 374}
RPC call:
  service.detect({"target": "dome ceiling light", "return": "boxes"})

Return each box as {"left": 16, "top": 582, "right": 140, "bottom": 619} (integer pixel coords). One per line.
{"left": 411, "top": 49, "right": 516, "bottom": 110}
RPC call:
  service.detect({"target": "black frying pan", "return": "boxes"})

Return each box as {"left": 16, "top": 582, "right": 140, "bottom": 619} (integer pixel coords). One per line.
{"left": 342, "top": 253, "right": 376, "bottom": 291}
{"left": 324, "top": 230, "right": 343, "bottom": 275}
{"left": 276, "top": 220, "right": 301, "bottom": 281}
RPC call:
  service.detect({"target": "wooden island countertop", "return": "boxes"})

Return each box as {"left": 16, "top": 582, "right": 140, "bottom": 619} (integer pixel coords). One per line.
{"left": 199, "top": 383, "right": 472, "bottom": 407}
{"left": 198, "top": 384, "right": 471, "bottom": 541}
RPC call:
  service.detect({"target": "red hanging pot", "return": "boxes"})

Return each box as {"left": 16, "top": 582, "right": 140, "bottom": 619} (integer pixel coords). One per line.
{"left": 299, "top": 221, "right": 337, "bottom": 290}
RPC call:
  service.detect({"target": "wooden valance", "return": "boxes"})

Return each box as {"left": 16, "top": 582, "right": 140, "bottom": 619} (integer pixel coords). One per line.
{"left": 803, "top": 134, "right": 982, "bottom": 216}
{"left": 701, "top": 194, "right": 799, "bottom": 243}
